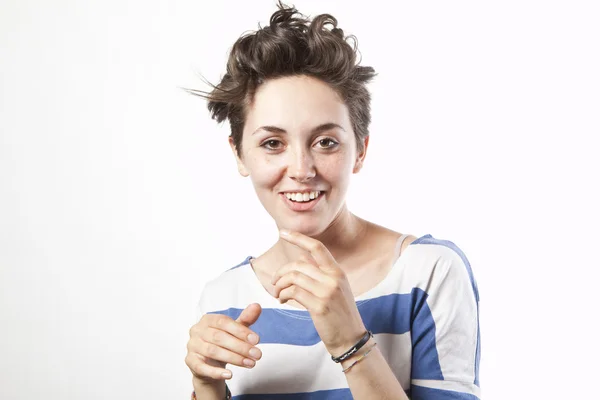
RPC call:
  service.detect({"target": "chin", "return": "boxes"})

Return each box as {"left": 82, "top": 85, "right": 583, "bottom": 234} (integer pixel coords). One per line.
{"left": 279, "top": 219, "right": 325, "bottom": 238}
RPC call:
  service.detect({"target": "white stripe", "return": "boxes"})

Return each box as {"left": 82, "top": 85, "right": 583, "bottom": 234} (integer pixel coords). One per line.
{"left": 201, "top": 244, "right": 475, "bottom": 311}
{"left": 228, "top": 333, "right": 412, "bottom": 394}
{"left": 412, "top": 379, "right": 481, "bottom": 397}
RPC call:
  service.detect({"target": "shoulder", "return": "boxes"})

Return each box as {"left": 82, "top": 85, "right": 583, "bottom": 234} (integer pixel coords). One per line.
{"left": 408, "top": 234, "right": 470, "bottom": 267}
{"left": 195, "top": 256, "right": 254, "bottom": 319}
{"left": 403, "top": 234, "right": 479, "bottom": 300}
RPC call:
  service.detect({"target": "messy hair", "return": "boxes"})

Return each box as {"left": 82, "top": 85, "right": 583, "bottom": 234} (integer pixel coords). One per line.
{"left": 185, "top": 1, "right": 377, "bottom": 156}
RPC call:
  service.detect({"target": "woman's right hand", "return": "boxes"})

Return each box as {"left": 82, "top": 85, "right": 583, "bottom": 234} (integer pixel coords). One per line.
{"left": 185, "top": 303, "right": 263, "bottom": 384}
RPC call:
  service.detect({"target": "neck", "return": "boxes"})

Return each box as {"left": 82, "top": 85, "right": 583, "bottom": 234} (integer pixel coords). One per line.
{"left": 275, "top": 204, "right": 369, "bottom": 265}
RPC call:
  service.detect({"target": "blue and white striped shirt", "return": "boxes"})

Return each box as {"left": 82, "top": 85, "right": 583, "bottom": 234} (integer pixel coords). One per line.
{"left": 196, "top": 234, "right": 481, "bottom": 399}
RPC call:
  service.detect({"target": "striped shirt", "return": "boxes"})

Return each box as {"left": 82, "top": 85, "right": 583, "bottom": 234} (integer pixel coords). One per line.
{"left": 196, "top": 234, "right": 481, "bottom": 399}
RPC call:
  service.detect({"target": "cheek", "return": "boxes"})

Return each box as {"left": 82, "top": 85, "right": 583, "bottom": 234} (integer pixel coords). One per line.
{"left": 247, "top": 156, "right": 283, "bottom": 188}
{"left": 317, "top": 154, "right": 354, "bottom": 183}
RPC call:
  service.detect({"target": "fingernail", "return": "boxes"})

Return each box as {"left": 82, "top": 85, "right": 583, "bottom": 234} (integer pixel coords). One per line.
{"left": 247, "top": 333, "right": 259, "bottom": 345}
{"left": 243, "top": 358, "right": 255, "bottom": 367}
{"left": 279, "top": 229, "right": 290, "bottom": 237}
{"left": 222, "top": 371, "right": 232, "bottom": 379}
{"left": 249, "top": 348, "right": 261, "bottom": 359}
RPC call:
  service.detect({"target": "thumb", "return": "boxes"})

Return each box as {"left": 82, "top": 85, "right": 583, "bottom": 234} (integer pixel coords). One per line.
{"left": 235, "top": 303, "right": 262, "bottom": 327}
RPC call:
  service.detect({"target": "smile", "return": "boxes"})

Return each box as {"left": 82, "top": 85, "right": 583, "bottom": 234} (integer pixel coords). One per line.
{"left": 284, "top": 191, "right": 322, "bottom": 202}
{"left": 280, "top": 191, "right": 324, "bottom": 212}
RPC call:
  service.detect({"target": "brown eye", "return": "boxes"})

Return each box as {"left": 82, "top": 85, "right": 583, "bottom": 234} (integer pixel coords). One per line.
{"left": 317, "top": 138, "right": 338, "bottom": 149}
{"left": 262, "top": 139, "right": 283, "bottom": 150}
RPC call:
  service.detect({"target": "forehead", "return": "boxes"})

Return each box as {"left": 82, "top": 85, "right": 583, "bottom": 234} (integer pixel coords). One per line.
{"left": 244, "top": 75, "right": 351, "bottom": 134}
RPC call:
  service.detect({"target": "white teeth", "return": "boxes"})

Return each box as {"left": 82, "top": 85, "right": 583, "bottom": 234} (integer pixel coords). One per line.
{"left": 285, "top": 191, "right": 321, "bottom": 202}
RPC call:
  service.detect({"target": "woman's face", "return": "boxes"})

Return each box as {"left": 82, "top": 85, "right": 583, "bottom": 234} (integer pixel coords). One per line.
{"left": 231, "top": 75, "right": 367, "bottom": 237}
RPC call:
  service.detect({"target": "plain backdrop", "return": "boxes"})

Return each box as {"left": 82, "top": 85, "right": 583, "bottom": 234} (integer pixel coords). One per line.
{"left": 1, "top": 0, "right": 599, "bottom": 399}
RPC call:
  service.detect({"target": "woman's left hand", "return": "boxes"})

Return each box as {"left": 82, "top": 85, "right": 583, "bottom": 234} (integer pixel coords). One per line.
{"left": 271, "top": 229, "right": 367, "bottom": 357}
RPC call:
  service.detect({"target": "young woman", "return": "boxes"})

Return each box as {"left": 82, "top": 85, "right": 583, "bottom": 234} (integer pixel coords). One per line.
{"left": 185, "top": 3, "right": 480, "bottom": 399}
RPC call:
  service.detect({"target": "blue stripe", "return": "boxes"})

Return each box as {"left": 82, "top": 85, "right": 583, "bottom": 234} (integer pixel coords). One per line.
{"left": 208, "top": 290, "right": 434, "bottom": 347}
{"left": 411, "top": 385, "right": 479, "bottom": 400}
{"left": 232, "top": 388, "right": 412, "bottom": 399}
{"left": 228, "top": 256, "right": 253, "bottom": 271}
{"left": 474, "top": 302, "right": 481, "bottom": 386}
{"left": 410, "top": 289, "right": 443, "bottom": 380}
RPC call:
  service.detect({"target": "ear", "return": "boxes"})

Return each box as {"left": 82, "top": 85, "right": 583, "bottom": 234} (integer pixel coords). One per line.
{"left": 229, "top": 137, "right": 250, "bottom": 177}
{"left": 353, "top": 135, "right": 369, "bottom": 173}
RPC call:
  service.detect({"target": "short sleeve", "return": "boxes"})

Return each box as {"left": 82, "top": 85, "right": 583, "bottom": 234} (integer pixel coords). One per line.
{"left": 409, "top": 246, "right": 481, "bottom": 399}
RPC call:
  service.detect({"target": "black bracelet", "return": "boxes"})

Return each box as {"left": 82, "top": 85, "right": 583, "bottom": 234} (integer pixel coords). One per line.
{"left": 331, "top": 330, "right": 373, "bottom": 363}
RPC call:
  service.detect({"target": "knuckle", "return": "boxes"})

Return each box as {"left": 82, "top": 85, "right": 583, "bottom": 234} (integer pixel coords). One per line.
{"left": 332, "top": 274, "right": 344, "bottom": 286}
{"left": 314, "top": 302, "right": 329, "bottom": 315}
{"left": 185, "top": 355, "right": 203, "bottom": 376}
{"left": 216, "top": 316, "right": 228, "bottom": 328}
{"left": 184, "top": 354, "right": 193, "bottom": 368}
{"left": 205, "top": 343, "right": 219, "bottom": 358}
{"left": 189, "top": 324, "right": 199, "bottom": 337}
{"left": 324, "top": 287, "right": 337, "bottom": 301}
{"left": 212, "top": 330, "right": 223, "bottom": 344}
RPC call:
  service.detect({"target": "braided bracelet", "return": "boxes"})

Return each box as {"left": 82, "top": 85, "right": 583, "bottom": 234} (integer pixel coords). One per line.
{"left": 331, "top": 330, "right": 373, "bottom": 363}
{"left": 342, "top": 342, "right": 378, "bottom": 373}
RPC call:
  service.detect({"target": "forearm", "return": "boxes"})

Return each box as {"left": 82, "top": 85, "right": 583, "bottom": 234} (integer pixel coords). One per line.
{"left": 341, "top": 338, "right": 409, "bottom": 400}
{"left": 192, "top": 377, "right": 227, "bottom": 400}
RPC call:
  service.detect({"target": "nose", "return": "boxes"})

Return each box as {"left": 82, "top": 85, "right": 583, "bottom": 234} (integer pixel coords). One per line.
{"left": 286, "top": 147, "right": 316, "bottom": 182}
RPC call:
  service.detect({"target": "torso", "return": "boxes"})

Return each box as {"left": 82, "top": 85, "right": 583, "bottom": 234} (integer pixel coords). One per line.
{"left": 249, "top": 222, "right": 417, "bottom": 310}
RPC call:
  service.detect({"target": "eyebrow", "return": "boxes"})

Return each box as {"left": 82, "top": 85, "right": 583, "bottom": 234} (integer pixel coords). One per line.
{"left": 251, "top": 122, "right": 345, "bottom": 135}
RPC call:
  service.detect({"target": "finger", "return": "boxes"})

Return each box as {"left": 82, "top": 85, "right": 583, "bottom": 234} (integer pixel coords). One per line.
{"left": 196, "top": 336, "right": 261, "bottom": 368}
{"left": 278, "top": 284, "right": 322, "bottom": 312}
{"left": 185, "top": 353, "right": 233, "bottom": 381}
{"left": 271, "top": 260, "right": 325, "bottom": 286}
{"left": 273, "top": 270, "right": 324, "bottom": 299}
{"left": 235, "top": 303, "right": 262, "bottom": 328}
{"left": 279, "top": 230, "right": 337, "bottom": 269}
{"left": 204, "top": 313, "right": 260, "bottom": 346}
{"left": 199, "top": 326, "right": 263, "bottom": 364}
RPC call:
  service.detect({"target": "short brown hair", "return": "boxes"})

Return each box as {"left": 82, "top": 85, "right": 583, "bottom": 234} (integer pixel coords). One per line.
{"left": 185, "top": 1, "right": 377, "bottom": 157}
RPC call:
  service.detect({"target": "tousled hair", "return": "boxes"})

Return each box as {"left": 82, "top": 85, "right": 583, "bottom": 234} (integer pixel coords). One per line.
{"left": 185, "top": 1, "right": 377, "bottom": 156}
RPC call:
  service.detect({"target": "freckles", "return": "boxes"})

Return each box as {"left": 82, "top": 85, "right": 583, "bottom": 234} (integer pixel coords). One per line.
{"left": 318, "top": 154, "right": 352, "bottom": 178}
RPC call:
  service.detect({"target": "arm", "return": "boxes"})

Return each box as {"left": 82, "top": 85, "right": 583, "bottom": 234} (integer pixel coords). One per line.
{"left": 409, "top": 245, "right": 481, "bottom": 399}
{"left": 191, "top": 379, "right": 228, "bottom": 400}
{"left": 342, "top": 336, "right": 410, "bottom": 400}
{"left": 342, "top": 245, "right": 480, "bottom": 400}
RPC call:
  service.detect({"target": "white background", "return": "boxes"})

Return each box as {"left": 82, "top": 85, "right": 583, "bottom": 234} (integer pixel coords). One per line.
{"left": 1, "top": 0, "right": 599, "bottom": 399}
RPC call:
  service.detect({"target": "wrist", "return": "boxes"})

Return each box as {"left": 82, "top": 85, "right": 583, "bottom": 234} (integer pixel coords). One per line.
{"left": 339, "top": 336, "right": 377, "bottom": 370}
{"left": 330, "top": 329, "right": 372, "bottom": 362}
{"left": 192, "top": 377, "right": 226, "bottom": 398}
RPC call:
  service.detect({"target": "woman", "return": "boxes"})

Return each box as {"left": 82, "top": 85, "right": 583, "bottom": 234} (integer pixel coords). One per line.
{"left": 184, "top": 2, "right": 480, "bottom": 399}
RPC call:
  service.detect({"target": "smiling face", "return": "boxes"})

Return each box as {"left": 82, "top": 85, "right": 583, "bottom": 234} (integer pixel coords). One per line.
{"left": 230, "top": 74, "right": 368, "bottom": 236}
